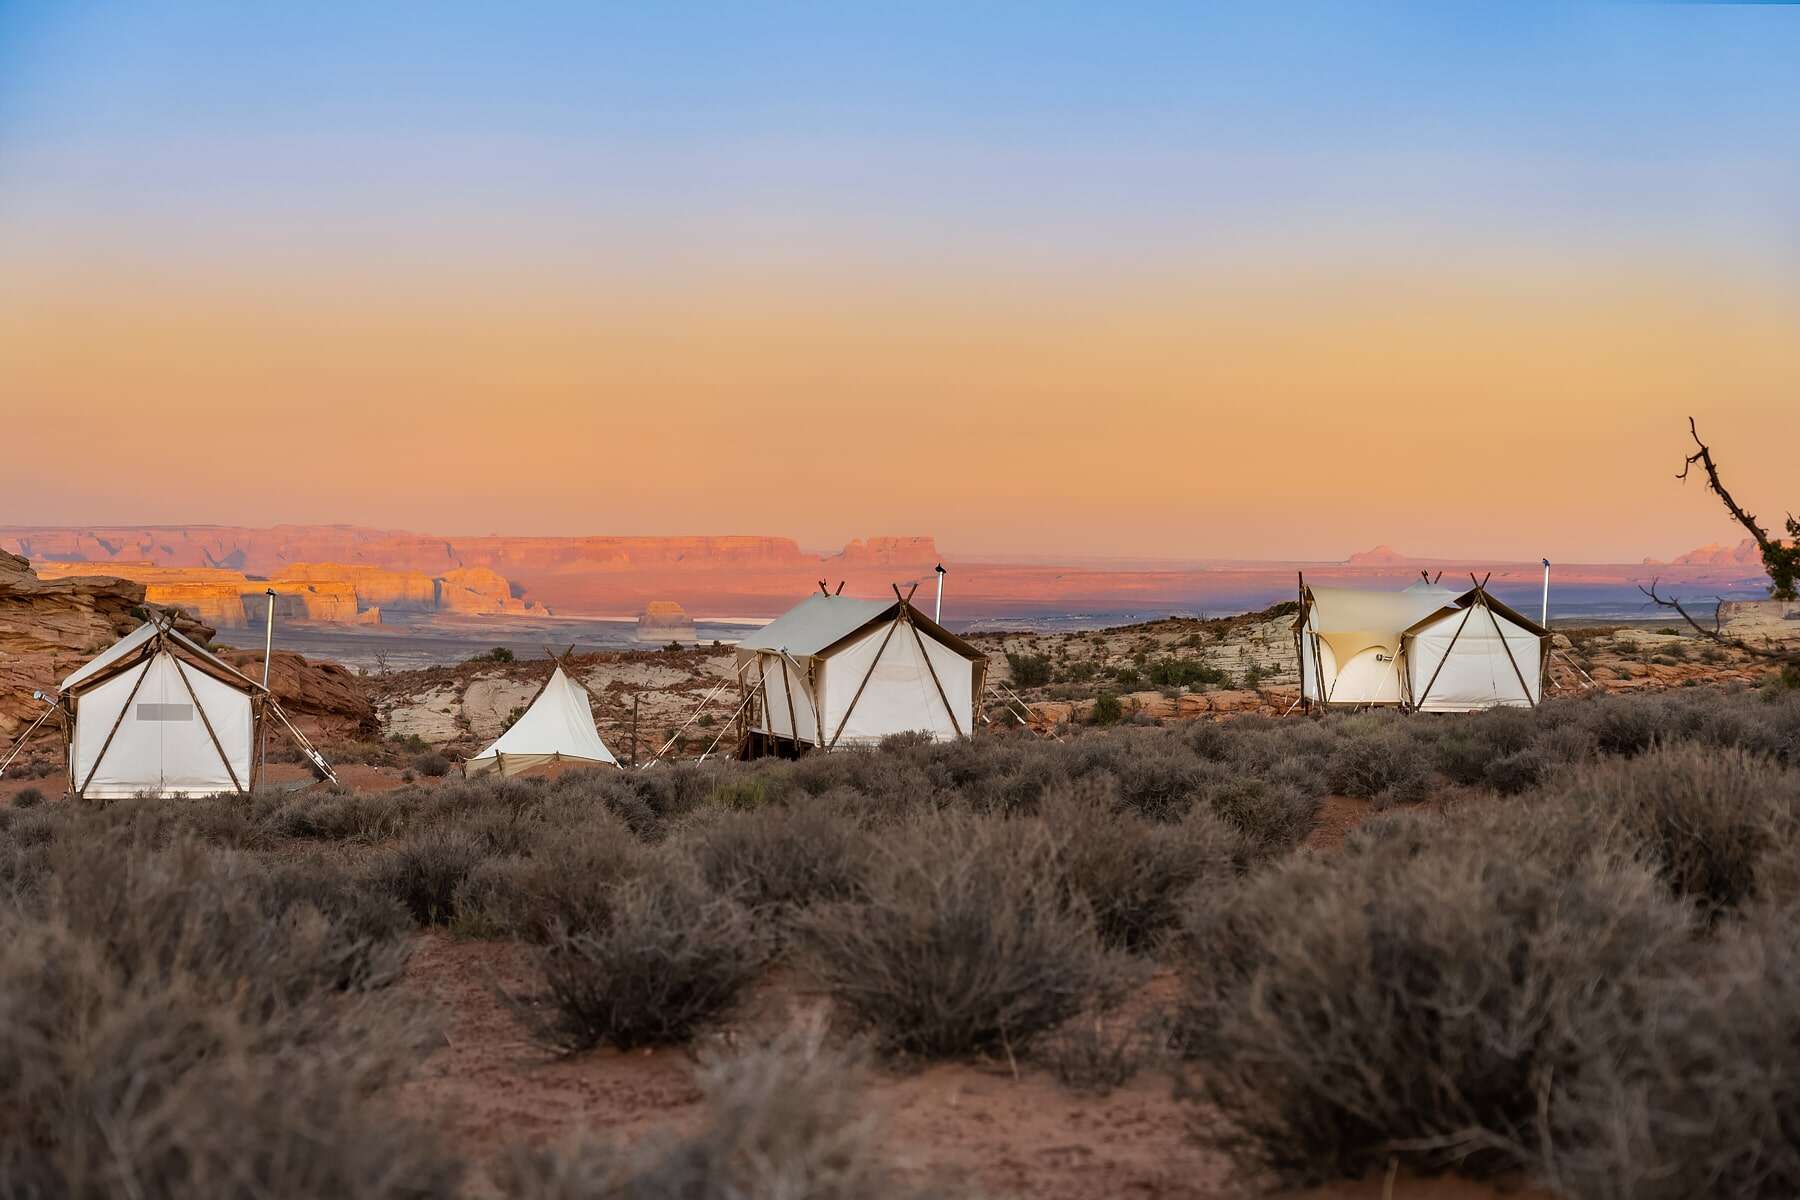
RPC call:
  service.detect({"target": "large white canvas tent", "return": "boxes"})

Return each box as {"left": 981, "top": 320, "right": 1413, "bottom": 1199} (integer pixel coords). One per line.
{"left": 1294, "top": 578, "right": 1459, "bottom": 709}
{"left": 1400, "top": 585, "right": 1550, "bottom": 712}
{"left": 57, "top": 613, "right": 335, "bottom": 798}
{"left": 465, "top": 665, "right": 618, "bottom": 778}
{"left": 734, "top": 589, "right": 987, "bottom": 755}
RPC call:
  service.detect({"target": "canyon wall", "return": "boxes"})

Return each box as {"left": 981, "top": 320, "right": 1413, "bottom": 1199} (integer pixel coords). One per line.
{"left": 2, "top": 525, "right": 1778, "bottom": 622}
{"left": 0, "top": 551, "right": 371, "bottom": 738}
{"left": 27, "top": 559, "right": 535, "bottom": 628}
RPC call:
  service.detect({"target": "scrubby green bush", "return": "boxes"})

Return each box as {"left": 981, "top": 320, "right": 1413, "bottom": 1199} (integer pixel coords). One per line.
{"left": 1146, "top": 658, "right": 1226, "bottom": 689}
{"left": 1005, "top": 651, "right": 1053, "bottom": 687}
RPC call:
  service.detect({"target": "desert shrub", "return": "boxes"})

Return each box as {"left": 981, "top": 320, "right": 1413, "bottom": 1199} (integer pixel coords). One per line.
{"left": 0, "top": 925, "right": 460, "bottom": 1198}
{"left": 1433, "top": 708, "right": 1538, "bottom": 785}
{"left": 1581, "top": 694, "right": 1671, "bottom": 757}
{"left": 1070, "top": 733, "right": 1215, "bottom": 820}
{"left": 518, "top": 868, "right": 766, "bottom": 1051}
{"left": 272, "top": 789, "right": 409, "bottom": 842}
{"left": 371, "top": 827, "right": 490, "bottom": 926}
{"left": 1195, "top": 776, "right": 1320, "bottom": 860}
{"left": 1146, "top": 657, "right": 1226, "bottom": 689}
{"left": 413, "top": 750, "right": 452, "bottom": 777}
{"left": 1005, "top": 651, "right": 1053, "bottom": 687}
{"left": 1090, "top": 692, "right": 1123, "bottom": 726}
{"left": 453, "top": 813, "right": 649, "bottom": 941}
{"left": 0, "top": 829, "right": 458, "bottom": 1198}
{"left": 1042, "top": 783, "right": 1242, "bottom": 952}
{"left": 679, "top": 804, "right": 870, "bottom": 927}
{"left": 1326, "top": 727, "right": 1433, "bottom": 806}
{"left": 1483, "top": 746, "right": 1548, "bottom": 795}
{"left": 12, "top": 786, "right": 45, "bottom": 808}
{"left": 497, "top": 1025, "right": 905, "bottom": 1200}
{"left": 797, "top": 815, "right": 1128, "bottom": 1058}
{"left": 1543, "top": 906, "right": 1800, "bottom": 1200}
{"left": 1548, "top": 745, "right": 1800, "bottom": 914}
{"left": 1033, "top": 1009, "right": 1170, "bottom": 1096}
{"left": 1174, "top": 844, "right": 1695, "bottom": 1183}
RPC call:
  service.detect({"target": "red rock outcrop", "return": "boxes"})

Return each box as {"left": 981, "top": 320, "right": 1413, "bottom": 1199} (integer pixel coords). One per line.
{"left": 0, "top": 551, "right": 373, "bottom": 741}
{"left": 437, "top": 566, "right": 529, "bottom": 614}
{"left": 273, "top": 563, "right": 437, "bottom": 611}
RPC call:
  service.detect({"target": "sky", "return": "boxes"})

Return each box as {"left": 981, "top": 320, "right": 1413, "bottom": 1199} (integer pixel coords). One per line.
{"left": 2, "top": 2, "right": 1797, "bottom": 563}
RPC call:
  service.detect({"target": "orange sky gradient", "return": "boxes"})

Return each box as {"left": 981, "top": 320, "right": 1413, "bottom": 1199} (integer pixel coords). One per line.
{"left": 4, "top": 249, "right": 1797, "bottom": 565}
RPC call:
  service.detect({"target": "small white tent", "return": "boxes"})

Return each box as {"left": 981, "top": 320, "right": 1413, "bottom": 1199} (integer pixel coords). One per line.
{"left": 465, "top": 665, "right": 617, "bottom": 778}
{"left": 58, "top": 614, "right": 334, "bottom": 798}
{"left": 1294, "top": 579, "right": 1460, "bottom": 709}
{"left": 734, "top": 589, "right": 987, "bottom": 755}
{"left": 1400, "top": 586, "right": 1550, "bottom": 712}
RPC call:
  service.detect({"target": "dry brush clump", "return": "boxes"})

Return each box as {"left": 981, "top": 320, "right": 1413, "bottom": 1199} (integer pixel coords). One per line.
{"left": 797, "top": 813, "right": 1132, "bottom": 1059}
{"left": 0, "top": 812, "right": 455, "bottom": 1198}
{"left": 1172, "top": 840, "right": 1698, "bottom": 1185}
{"left": 515, "top": 865, "right": 769, "bottom": 1053}
{"left": 498, "top": 1024, "right": 936, "bottom": 1199}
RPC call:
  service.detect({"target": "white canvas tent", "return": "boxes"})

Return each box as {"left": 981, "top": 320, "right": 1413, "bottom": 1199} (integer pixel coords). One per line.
{"left": 57, "top": 613, "right": 335, "bottom": 798}
{"left": 465, "top": 665, "right": 618, "bottom": 778}
{"left": 1294, "top": 578, "right": 1460, "bottom": 709}
{"left": 1400, "top": 586, "right": 1550, "bottom": 712}
{"left": 734, "top": 588, "right": 987, "bottom": 755}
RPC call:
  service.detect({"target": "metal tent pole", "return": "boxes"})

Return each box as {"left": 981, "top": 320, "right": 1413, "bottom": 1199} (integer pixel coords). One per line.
{"left": 260, "top": 587, "right": 276, "bottom": 787}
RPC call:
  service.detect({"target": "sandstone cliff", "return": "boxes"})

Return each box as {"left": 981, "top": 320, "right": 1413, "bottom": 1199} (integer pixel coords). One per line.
{"left": 273, "top": 562, "right": 437, "bottom": 611}
{"left": 436, "top": 566, "right": 534, "bottom": 614}
{"left": 0, "top": 551, "right": 373, "bottom": 741}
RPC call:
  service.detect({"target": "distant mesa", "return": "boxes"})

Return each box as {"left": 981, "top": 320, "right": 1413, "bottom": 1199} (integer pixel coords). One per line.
{"left": 26, "top": 559, "right": 542, "bottom": 629}
{"left": 635, "top": 600, "right": 697, "bottom": 644}
{"left": 1345, "top": 545, "right": 1417, "bottom": 565}
{"left": 1669, "top": 538, "right": 1767, "bottom": 568}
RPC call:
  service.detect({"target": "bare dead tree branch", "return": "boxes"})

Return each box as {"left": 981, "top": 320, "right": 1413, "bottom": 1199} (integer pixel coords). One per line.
{"left": 1678, "top": 418, "right": 1798, "bottom": 601}
{"left": 1639, "top": 579, "right": 1798, "bottom": 665}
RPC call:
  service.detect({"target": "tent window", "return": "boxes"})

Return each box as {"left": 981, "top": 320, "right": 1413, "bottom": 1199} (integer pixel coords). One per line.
{"left": 137, "top": 703, "right": 194, "bottom": 722}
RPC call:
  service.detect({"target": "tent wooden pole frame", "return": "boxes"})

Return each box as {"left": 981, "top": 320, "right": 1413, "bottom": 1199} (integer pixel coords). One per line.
{"left": 1411, "top": 583, "right": 1483, "bottom": 711}
{"left": 826, "top": 608, "right": 905, "bottom": 750}
{"left": 171, "top": 655, "right": 246, "bottom": 795}
{"left": 76, "top": 648, "right": 157, "bottom": 799}
{"left": 894, "top": 583, "right": 964, "bottom": 739}
{"left": 1466, "top": 576, "right": 1538, "bottom": 709}
{"left": 776, "top": 650, "right": 801, "bottom": 749}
